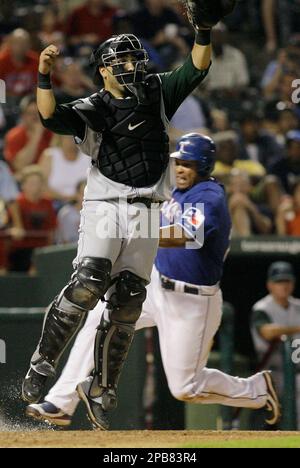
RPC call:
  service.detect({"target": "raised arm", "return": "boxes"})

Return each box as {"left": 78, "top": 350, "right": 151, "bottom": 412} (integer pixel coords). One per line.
{"left": 185, "top": 0, "right": 236, "bottom": 68}
{"left": 37, "top": 45, "right": 86, "bottom": 139}
{"left": 159, "top": 1, "right": 236, "bottom": 120}
{"left": 262, "top": 0, "right": 277, "bottom": 53}
{"left": 37, "top": 45, "right": 60, "bottom": 119}
{"left": 191, "top": 41, "right": 212, "bottom": 71}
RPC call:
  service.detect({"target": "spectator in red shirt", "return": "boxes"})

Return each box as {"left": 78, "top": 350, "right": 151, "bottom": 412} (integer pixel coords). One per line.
{"left": 276, "top": 179, "right": 300, "bottom": 236}
{"left": 4, "top": 95, "right": 53, "bottom": 175}
{"left": 65, "top": 0, "right": 118, "bottom": 50}
{"left": 9, "top": 165, "right": 57, "bottom": 272}
{"left": 38, "top": 8, "right": 66, "bottom": 52}
{"left": 0, "top": 28, "right": 39, "bottom": 99}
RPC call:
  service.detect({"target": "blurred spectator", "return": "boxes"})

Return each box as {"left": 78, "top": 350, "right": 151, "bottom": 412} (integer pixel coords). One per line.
{"left": 131, "top": 0, "right": 189, "bottom": 67}
{"left": 251, "top": 261, "right": 300, "bottom": 428}
{"left": 204, "top": 23, "right": 249, "bottom": 95}
{"left": 278, "top": 72, "right": 300, "bottom": 106}
{"left": 9, "top": 165, "right": 57, "bottom": 272}
{"left": 227, "top": 170, "right": 273, "bottom": 237}
{"left": 262, "top": 0, "right": 300, "bottom": 51}
{"left": 210, "top": 109, "right": 230, "bottom": 133}
{"left": 50, "top": 0, "right": 72, "bottom": 24}
{"left": 277, "top": 108, "right": 300, "bottom": 141}
{"left": 112, "top": 10, "right": 134, "bottom": 36}
{"left": 239, "top": 113, "right": 283, "bottom": 169}
{"left": 65, "top": 0, "right": 118, "bottom": 52}
{"left": 0, "top": 29, "right": 39, "bottom": 100}
{"left": 212, "top": 131, "right": 266, "bottom": 181}
{"left": 110, "top": 11, "right": 166, "bottom": 70}
{"left": 0, "top": 0, "right": 21, "bottom": 39}
{"left": 268, "top": 107, "right": 300, "bottom": 147}
{"left": 114, "top": 0, "right": 138, "bottom": 10}
{"left": 4, "top": 95, "right": 54, "bottom": 174}
{"left": 262, "top": 41, "right": 300, "bottom": 99}
{"left": 0, "top": 105, "right": 6, "bottom": 134}
{"left": 37, "top": 8, "right": 65, "bottom": 51}
{"left": 39, "top": 135, "right": 90, "bottom": 204}
{"left": 276, "top": 179, "right": 300, "bottom": 236}
{"left": 0, "top": 160, "right": 24, "bottom": 273}
{"left": 168, "top": 92, "right": 211, "bottom": 152}
{"left": 269, "top": 130, "right": 300, "bottom": 194}
{"left": 56, "top": 179, "right": 86, "bottom": 244}
{"left": 55, "top": 58, "right": 95, "bottom": 103}
{"left": 262, "top": 0, "right": 278, "bottom": 53}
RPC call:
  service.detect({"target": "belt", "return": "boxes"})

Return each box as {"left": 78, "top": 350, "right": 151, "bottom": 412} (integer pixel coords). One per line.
{"left": 127, "top": 197, "right": 159, "bottom": 208}
{"left": 85, "top": 197, "right": 161, "bottom": 207}
{"left": 160, "top": 275, "right": 219, "bottom": 296}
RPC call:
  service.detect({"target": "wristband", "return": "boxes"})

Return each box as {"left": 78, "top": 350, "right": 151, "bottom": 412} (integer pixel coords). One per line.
{"left": 195, "top": 29, "right": 211, "bottom": 46}
{"left": 38, "top": 72, "right": 52, "bottom": 90}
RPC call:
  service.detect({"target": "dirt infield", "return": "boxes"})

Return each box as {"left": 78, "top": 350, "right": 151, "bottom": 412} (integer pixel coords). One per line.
{"left": 1, "top": 431, "right": 300, "bottom": 448}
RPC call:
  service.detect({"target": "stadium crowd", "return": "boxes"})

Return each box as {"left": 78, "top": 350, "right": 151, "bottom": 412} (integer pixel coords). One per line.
{"left": 0, "top": 0, "right": 299, "bottom": 273}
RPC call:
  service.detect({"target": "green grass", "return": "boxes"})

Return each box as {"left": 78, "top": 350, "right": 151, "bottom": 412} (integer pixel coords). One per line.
{"left": 184, "top": 436, "right": 300, "bottom": 448}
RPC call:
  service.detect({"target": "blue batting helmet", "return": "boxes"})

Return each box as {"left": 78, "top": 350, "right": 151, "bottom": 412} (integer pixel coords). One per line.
{"left": 171, "top": 133, "right": 216, "bottom": 176}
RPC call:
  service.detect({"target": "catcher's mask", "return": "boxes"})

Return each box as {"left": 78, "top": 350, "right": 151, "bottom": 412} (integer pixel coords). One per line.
{"left": 90, "top": 34, "right": 149, "bottom": 89}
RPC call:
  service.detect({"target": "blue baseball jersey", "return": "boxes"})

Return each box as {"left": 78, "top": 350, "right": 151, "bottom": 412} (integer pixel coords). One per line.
{"left": 155, "top": 179, "right": 232, "bottom": 286}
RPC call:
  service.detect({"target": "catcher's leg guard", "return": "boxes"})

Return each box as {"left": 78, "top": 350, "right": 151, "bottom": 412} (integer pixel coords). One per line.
{"left": 33, "top": 257, "right": 112, "bottom": 370}
{"left": 91, "top": 312, "right": 136, "bottom": 399}
{"left": 77, "top": 312, "right": 136, "bottom": 430}
{"left": 77, "top": 271, "right": 146, "bottom": 429}
{"left": 23, "top": 257, "right": 112, "bottom": 403}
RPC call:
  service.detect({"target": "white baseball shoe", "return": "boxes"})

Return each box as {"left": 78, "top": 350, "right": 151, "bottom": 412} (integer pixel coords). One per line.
{"left": 262, "top": 371, "right": 281, "bottom": 426}
{"left": 26, "top": 401, "right": 72, "bottom": 427}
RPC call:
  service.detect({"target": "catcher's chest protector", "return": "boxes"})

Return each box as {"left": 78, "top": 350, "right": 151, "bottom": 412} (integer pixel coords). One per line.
{"left": 86, "top": 76, "right": 169, "bottom": 188}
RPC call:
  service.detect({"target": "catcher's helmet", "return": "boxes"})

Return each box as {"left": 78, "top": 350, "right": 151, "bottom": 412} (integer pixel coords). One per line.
{"left": 90, "top": 34, "right": 149, "bottom": 88}
{"left": 171, "top": 133, "right": 216, "bottom": 176}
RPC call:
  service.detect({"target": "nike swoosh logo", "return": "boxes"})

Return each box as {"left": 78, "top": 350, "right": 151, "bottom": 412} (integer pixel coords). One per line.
{"left": 128, "top": 121, "right": 146, "bottom": 131}
{"left": 90, "top": 276, "right": 102, "bottom": 282}
{"left": 130, "top": 292, "right": 141, "bottom": 296}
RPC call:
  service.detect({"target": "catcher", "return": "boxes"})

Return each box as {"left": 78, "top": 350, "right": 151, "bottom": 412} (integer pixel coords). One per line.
{"left": 22, "top": 0, "right": 237, "bottom": 430}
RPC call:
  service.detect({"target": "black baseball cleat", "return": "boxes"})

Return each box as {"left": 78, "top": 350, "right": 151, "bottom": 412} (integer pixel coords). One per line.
{"left": 77, "top": 377, "right": 112, "bottom": 431}
{"left": 22, "top": 368, "right": 48, "bottom": 404}
{"left": 26, "top": 401, "right": 72, "bottom": 427}
{"left": 263, "top": 371, "right": 281, "bottom": 426}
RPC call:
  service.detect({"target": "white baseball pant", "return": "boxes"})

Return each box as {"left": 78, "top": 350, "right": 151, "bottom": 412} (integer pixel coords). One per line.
{"left": 45, "top": 266, "right": 268, "bottom": 416}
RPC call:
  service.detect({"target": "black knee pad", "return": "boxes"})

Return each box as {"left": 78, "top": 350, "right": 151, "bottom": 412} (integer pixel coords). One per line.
{"left": 64, "top": 257, "right": 112, "bottom": 311}
{"left": 110, "top": 271, "right": 147, "bottom": 323}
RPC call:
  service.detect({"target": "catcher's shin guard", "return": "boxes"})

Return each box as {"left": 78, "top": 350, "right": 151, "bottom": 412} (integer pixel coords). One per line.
{"left": 77, "top": 271, "right": 146, "bottom": 427}
{"left": 89, "top": 270, "right": 147, "bottom": 397}
{"left": 29, "top": 257, "right": 112, "bottom": 374}
{"left": 77, "top": 313, "right": 135, "bottom": 430}
{"left": 90, "top": 311, "right": 135, "bottom": 402}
